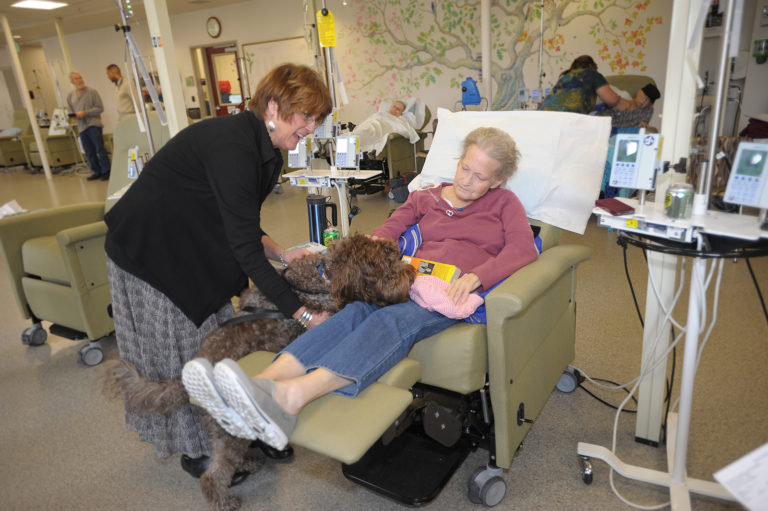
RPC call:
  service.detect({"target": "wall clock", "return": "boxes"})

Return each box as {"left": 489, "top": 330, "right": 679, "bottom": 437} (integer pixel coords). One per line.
{"left": 206, "top": 17, "right": 221, "bottom": 38}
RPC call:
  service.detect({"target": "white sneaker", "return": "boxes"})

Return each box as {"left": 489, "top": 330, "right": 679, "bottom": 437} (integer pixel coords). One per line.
{"left": 181, "top": 358, "right": 258, "bottom": 440}
{"left": 213, "top": 359, "right": 297, "bottom": 451}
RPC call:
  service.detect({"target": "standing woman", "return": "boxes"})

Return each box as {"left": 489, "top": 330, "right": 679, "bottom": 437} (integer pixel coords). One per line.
{"left": 104, "top": 64, "right": 332, "bottom": 478}
{"left": 539, "top": 55, "right": 637, "bottom": 114}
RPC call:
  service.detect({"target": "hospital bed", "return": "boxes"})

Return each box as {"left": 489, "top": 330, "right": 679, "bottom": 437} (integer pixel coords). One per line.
{"left": 234, "top": 110, "right": 612, "bottom": 506}
{"left": 0, "top": 112, "right": 170, "bottom": 366}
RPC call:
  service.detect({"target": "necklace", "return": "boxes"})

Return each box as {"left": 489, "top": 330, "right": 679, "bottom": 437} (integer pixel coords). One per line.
{"left": 428, "top": 186, "right": 465, "bottom": 217}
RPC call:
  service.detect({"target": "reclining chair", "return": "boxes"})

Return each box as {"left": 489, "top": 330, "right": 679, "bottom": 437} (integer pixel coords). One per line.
{"left": 352, "top": 105, "right": 432, "bottom": 196}
{"left": 0, "top": 112, "right": 170, "bottom": 366}
{"left": 0, "top": 109, "right": 33, "bottom": 168}
{"left": 231, "top": 108, "right": 608, "bottom": 506}
{"left": 21, "top": 119, "right": 82, "bottom": 170}
{"left": 237, "top": 221, "right": 591, "bottom": 506}
{"left": 377, "top": 105, "right": 432, "bottom": 179}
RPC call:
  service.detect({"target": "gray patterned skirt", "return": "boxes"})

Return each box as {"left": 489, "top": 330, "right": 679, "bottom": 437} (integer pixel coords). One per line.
{"left": 106, "top": 256, "right": 234, "bottom": 459}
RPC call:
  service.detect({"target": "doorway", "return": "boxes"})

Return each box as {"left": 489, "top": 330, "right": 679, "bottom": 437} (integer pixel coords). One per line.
{"left": 190, "top": 43, "right": 244, "bottom": 119}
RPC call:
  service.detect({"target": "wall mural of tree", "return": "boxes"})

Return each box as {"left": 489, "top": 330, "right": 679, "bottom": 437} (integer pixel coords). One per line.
{"left": 339, "top": 0, "right": 664, "bottom": 111}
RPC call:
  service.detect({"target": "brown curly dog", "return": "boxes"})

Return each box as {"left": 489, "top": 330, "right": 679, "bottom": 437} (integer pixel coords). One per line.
{"left": 102, "top": 234, "right": 415, "bottom": 511}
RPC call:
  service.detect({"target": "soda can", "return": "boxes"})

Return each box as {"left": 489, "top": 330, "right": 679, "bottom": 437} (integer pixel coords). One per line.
{"left": 665, "top": 183, "right": 694, "bottom": 219}
{"left": 323, "top": 227, "right": 340, "bottom": 247}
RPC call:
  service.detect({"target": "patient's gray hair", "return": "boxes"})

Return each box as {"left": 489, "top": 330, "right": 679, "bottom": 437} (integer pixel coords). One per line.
{"left": 460, "top": 127, "right": 520, "bottom": 182}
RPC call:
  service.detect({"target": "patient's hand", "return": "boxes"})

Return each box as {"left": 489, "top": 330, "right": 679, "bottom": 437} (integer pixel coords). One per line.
{"left": 283, "top": 247, "right": 312, "bottom": 264}
{"left": 446, "top": 273, "right": 481, "bottom": 305}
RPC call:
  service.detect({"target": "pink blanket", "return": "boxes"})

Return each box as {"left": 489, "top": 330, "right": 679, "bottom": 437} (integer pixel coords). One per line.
{"left": 409, "top": 275, "right": 484, "bottom": 319}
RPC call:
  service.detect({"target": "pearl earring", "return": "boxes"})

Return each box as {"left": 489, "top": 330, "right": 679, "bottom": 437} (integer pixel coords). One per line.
{"left": 268, "top": 120, "right": 276, "bottom": 132}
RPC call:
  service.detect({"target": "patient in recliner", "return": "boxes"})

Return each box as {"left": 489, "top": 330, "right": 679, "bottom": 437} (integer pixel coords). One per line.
{"left": 182, "top": 127, "right": 539, "bottom": 451}
{"left": 352, "top": 98, "right": 425, "bottom": 155}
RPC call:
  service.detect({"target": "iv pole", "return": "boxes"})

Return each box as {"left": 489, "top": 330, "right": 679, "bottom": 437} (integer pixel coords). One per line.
{"left": 114, "top": 0, "right": 166, "bottom": 156}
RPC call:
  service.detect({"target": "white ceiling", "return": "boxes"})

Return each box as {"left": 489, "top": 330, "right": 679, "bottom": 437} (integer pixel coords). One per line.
{"left": 0, "top": 0, "right": 247, "bottom": 46}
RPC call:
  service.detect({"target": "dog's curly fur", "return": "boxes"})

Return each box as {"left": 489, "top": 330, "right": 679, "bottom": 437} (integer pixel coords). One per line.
{"left": 102, "top": 234, "right": 415, "bottom": 511}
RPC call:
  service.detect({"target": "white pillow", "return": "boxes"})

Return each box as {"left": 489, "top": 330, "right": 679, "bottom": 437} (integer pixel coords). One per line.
{"left": 412, "top": 108, "right": 611, "bottom": 234}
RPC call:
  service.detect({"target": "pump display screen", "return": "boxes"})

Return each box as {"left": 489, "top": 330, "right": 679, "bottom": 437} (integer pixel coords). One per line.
{"left": 735, "top": 149, "right": 766, "bottom": 177}
{"left": 337, "top": 138, "right": 348, "bottom": 153}
{"left": 616, "top": 140, "right": 639, "bottom": 163}
{"left": 724, "top": 142, "right": 768, "bottom": 208}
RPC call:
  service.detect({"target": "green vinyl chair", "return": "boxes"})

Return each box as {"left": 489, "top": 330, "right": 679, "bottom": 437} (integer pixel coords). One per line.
{"left": 0, "top": 112, "right": 170, "bottom": 365}
{"left": 234, "top": 218, "right": 591, "bottom": 506}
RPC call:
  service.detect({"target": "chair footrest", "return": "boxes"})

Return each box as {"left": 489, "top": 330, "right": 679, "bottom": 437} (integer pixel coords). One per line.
{"left": 342, "top": 424, "right": 473, "bottom": 506}
{"left": 237, "top": 352, "right": 415, "bottom": 465}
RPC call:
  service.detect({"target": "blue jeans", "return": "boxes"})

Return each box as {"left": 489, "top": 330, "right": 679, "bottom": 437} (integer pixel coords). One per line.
{"left": 80, "top": 126, "right": 110, "bottom": 176}
{"left": 279, "top": 300, "right": 458, "bottom": 397}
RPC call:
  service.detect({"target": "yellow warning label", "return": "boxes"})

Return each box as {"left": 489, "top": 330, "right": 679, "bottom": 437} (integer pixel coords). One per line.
{"left": 316, "top": 10, "right": 337, "bottom": 48}
{"left": 626, "top": 218, "right": 639, "bottom": 229}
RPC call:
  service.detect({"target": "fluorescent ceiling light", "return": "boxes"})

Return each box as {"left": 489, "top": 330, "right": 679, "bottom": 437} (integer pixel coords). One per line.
{"left": 12, "top": 1, "right": 68, "bottom": 10}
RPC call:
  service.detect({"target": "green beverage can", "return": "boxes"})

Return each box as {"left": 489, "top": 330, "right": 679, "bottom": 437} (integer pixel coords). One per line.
{"left": 665, "top": 183, "right": 694, "bottom": 219}
{"left": 323, "top": 227, "right": 339, "bottom": 246}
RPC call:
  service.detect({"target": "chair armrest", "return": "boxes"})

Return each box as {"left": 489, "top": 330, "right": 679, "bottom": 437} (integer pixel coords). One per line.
{"left": 485, "top": 244, "right": 593, "bottom": 318}
{"left": 56, "top": 220, "right": 108, "bottom": 248}
{"left": 57, "top": 220, "right": 109, "bottom": 294}
{"left": 0, "top": 203, "right": 105, "bottom": 319}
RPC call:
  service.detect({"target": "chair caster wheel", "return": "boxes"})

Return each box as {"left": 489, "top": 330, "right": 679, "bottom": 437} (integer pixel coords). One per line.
{"left": 579, "top": 455, "right": 593, "bottom": 485}
{"left": 468, "top": 465, "right": 506, "bottom": 507}
{"left": 22, "top": 324, "right": 47, "bottom": 346}
{"left": 556, "top": 365, "right": 580, "bottom": 393}
{"left": 79, "top": 344, "right": 104, "bottom": 366}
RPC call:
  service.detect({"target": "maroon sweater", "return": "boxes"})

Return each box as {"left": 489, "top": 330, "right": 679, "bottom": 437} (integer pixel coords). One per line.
{"left": 372, "top": 183, "right": 539, "bottom": 290}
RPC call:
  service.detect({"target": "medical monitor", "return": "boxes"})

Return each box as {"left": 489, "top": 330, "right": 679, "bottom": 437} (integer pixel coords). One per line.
{"left": 608, "top": 133, "right": 661, "bottom": 191}
{"left": 288, "top": 137, "right": 312, "bottom": 168}
{"left": 724, "top": 141, "right": 768, "bottom": 208}
{"left": 334, "top": 136, "right": 359, "bottom": 168}
{"left": 314, "top": 108, "right": 338, "bottom": 139}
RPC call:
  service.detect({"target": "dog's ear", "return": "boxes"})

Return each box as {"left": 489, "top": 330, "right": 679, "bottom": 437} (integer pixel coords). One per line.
{"left": 283, "top": 253, "right": 327, "bottom": 295}
{"left": 370, "top": 260, "right": 415, "bottom": 305}
{"left": 327, "top": 234, "right": 415, "bottom": 307}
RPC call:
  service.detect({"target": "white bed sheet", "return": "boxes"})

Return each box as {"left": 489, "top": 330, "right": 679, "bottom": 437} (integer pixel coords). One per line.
{"left": 410, "top": 108, "right": 612, "bottom": 234}
{"left": 353, "top": 112, "right": 419, "bottom": 154}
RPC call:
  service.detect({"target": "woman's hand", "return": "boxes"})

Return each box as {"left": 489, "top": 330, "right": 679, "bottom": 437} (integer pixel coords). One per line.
{"left": 281, "top": 247, "right": 311, "bottom": 266}
{"left": 308, "top": 311, "right": 332, "bottom": 329}
{"left": 292, "top": 306, "right": 332, "bottom": 330}
{"left": 445, "top": 273, "right": 481, "bottom": 305}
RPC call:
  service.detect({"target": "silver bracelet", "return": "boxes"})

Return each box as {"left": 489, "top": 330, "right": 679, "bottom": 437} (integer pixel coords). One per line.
{"left": 279, "top": 251, "right": 288, "bottom": 267}
{"left": 296, "top": 309, "right": 313, "bottom": 328}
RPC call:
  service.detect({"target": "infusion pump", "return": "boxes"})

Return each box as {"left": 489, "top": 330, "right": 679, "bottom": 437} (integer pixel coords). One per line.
{"left": 609, "top": 132, "right": 662, "bottom": 191}
{"left": 724, "top": 141, "right": 768, "bottom": 209}
{"left": 288, "top": 137, "right": 312, "bottom": 168}
{"left": 314, "top": 108, "right": 339, "bottom": 139}
{"left": 334, "top": 136, "right": 360, "bottom": 168}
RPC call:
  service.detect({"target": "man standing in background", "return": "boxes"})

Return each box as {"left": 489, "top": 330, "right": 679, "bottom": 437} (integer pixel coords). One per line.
{"left": 67, "top": 72, "right": 111, "bottom": 181}
{"left": 107, "top": 64, "right": 135, "bottom": 121}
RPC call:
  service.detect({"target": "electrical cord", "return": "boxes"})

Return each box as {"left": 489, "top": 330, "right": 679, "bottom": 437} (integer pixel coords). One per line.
{"left": 746, "top": 257, "right": 768, "bottom": 326}
{"left": 577, "top": 375, "right": 638, "bottom": 414}
{"left": 605, "top": 233, "right": 728, "bottom": 510}
{"left": 622, "top": 242, "right": 644, "bottom": 328}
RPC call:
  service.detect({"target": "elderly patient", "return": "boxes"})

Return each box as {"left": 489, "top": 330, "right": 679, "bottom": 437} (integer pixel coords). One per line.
{"left": 352, "top": 98, "right": 425, "bottom": 155}
{"left": 182, "top": 127, "right": 539, "bottom": 450}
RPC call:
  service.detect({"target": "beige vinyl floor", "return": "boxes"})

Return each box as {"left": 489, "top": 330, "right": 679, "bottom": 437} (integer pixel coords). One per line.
{"left": 0, "top": 164, "right": 766, "bottom": 510}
